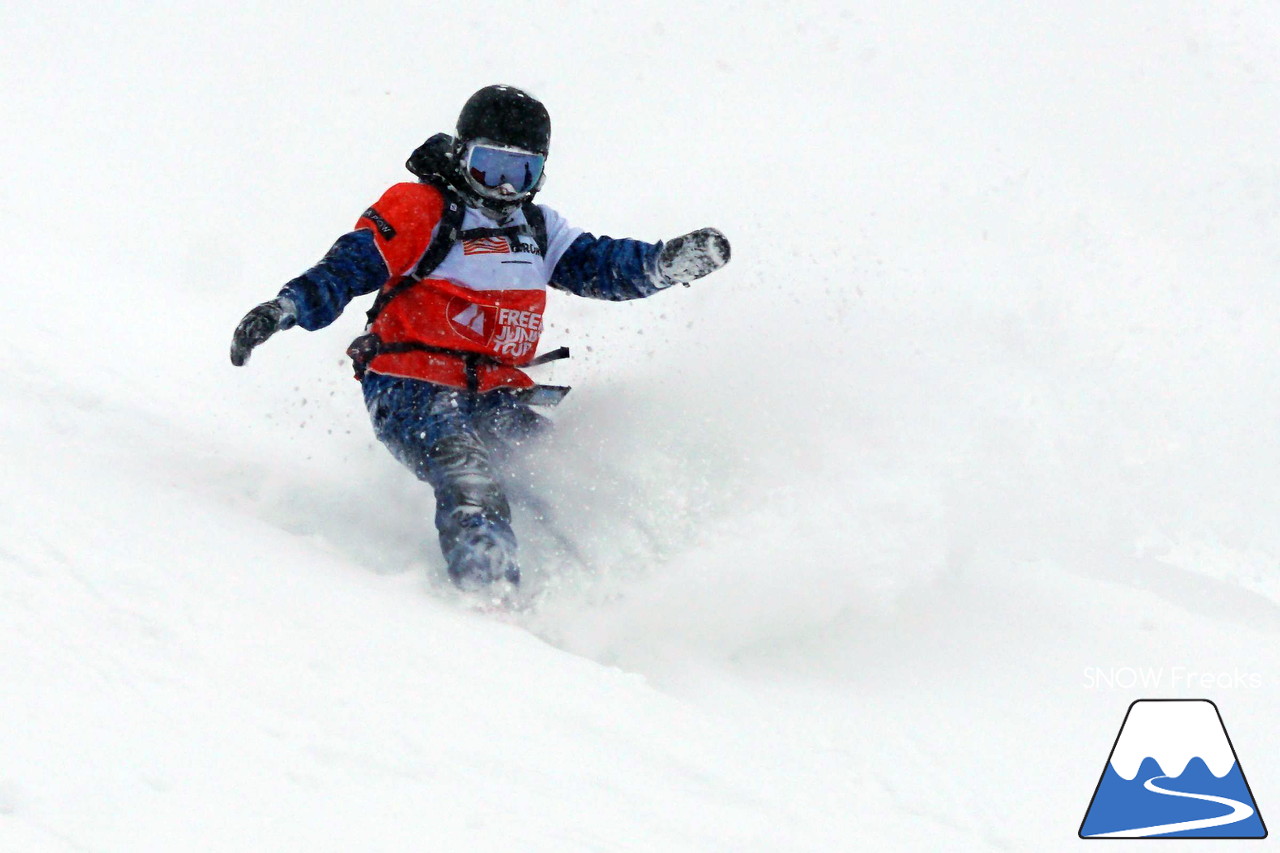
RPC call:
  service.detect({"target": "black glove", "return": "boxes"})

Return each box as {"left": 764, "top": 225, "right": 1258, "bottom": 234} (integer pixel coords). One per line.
{"left": 657, "top": 227, "right": 731, "bottom": 286}
{"left": 230, "top": 298, "right": 296, "bottom": 366}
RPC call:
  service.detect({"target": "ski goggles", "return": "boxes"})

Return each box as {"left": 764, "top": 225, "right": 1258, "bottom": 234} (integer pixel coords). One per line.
{"left": 464, "top": 142, "right": 545, "bottom": 195}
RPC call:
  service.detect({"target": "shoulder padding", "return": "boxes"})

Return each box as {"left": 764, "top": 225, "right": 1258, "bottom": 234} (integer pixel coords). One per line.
{"left": 355, "top": 183, "right": 446, "bottom": 276}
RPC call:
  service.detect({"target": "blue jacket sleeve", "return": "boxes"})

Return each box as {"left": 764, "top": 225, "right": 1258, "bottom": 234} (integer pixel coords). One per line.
{"left": 549, "top": 233, "right": 669, "bottom": 301}
{"left": 277, "top": 229, "right": 390, "bottom": 331}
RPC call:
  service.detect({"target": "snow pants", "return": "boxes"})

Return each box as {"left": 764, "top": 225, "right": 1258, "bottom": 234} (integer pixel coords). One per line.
{"left": 361, "top": 371, "right": 551, "bottom": 587}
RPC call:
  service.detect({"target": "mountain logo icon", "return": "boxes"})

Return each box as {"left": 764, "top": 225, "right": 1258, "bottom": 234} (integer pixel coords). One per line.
{"left": 452, "top": 303, "right": 486, "bottom": 336}
{"left": 1080, "top": 699, "right": 1266, "bottom": 839}
{"left": 446, "top": 299, "right": 495, "bottom": 343}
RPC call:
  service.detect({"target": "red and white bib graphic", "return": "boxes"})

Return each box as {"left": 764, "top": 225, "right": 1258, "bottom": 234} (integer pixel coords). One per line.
{"left": 491, "top": 307, "right": 542, "bottom": 360}
{"left": 447, "top": 299, "right": 495, "bottom": 343}
{"left": 442, "top": 297, "right": 542, "bottom": 360}
{"left": 462, "top": 236, "right": 510, "bottom": 256}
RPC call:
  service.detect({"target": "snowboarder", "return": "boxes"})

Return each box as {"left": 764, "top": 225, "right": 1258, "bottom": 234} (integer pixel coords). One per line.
{"left": 230, "top": 85, "right": 730, "bottom": 592}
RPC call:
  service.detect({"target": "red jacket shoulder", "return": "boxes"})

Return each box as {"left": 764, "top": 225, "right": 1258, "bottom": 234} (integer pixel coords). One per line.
{"left": 355, "top": 182, "right": 446, "bottom": 276}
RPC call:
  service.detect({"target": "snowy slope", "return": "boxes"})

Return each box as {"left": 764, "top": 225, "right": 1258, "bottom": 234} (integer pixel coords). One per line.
{"left": 3, "top": 1, "right": 1280, "bottom": 850}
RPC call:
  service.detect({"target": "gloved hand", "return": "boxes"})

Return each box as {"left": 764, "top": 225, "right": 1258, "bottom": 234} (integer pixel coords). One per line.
{"left": 656, "top": 227, "right": 731, "bottom": 286}
{"left": 230, "top": 298, "right": 296, "bottom": 366}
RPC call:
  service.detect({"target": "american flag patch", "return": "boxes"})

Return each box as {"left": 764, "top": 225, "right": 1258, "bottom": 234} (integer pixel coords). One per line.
{"left": 462, "top": 236, "right": 510, "bottom": 255}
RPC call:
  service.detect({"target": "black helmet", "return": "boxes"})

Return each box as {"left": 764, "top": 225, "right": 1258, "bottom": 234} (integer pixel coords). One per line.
{"left": 456, "top": 85, "right": 551, "bottom": 156}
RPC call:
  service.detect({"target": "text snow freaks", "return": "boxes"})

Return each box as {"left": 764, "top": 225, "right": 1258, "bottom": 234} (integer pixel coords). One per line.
{"left": 1083, "top": 667, "right": 1261, "bottom": 691}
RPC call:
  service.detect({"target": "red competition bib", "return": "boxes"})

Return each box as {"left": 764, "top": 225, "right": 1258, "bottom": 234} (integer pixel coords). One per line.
{"left": 354, "top": 183, "right": 580, "bottom": 391}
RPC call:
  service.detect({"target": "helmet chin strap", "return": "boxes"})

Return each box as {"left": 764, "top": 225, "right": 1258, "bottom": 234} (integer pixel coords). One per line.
{"left": 468, "top": 182, "right": 521, "bottom": 219}
{"left": 476, "top": 200, "right": 518, "bottom": 221}
{"left": 460, "top": 170, "right": 532, "bottom": 221}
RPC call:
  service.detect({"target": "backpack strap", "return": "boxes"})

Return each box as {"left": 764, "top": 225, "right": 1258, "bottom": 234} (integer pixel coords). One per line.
{"left": 412, "top": 188, "right": 467, "bottom": 277}
{"left": 363, "top": 184, "right": 466, "bottom": 326}
{"left": 521, "top": 200, "right": 549, "bottom": 257}
{"left": 346, "top": 332, "right": 571, "bottom": 401}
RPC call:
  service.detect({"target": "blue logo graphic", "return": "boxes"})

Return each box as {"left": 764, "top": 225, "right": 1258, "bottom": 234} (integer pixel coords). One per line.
{"left": 1080, "top": 699, "right": 1266, "bottom": 839}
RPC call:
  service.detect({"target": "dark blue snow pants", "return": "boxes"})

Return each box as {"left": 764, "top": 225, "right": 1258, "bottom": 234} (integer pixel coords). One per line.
{"left": 361, "top": 371, "right": 551, "bottom": 587}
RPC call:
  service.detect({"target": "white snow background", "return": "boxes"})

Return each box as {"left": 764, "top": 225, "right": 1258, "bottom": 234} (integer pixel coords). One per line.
{"left": 3, "top": 1, "right": 1279, "bottom": 850}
